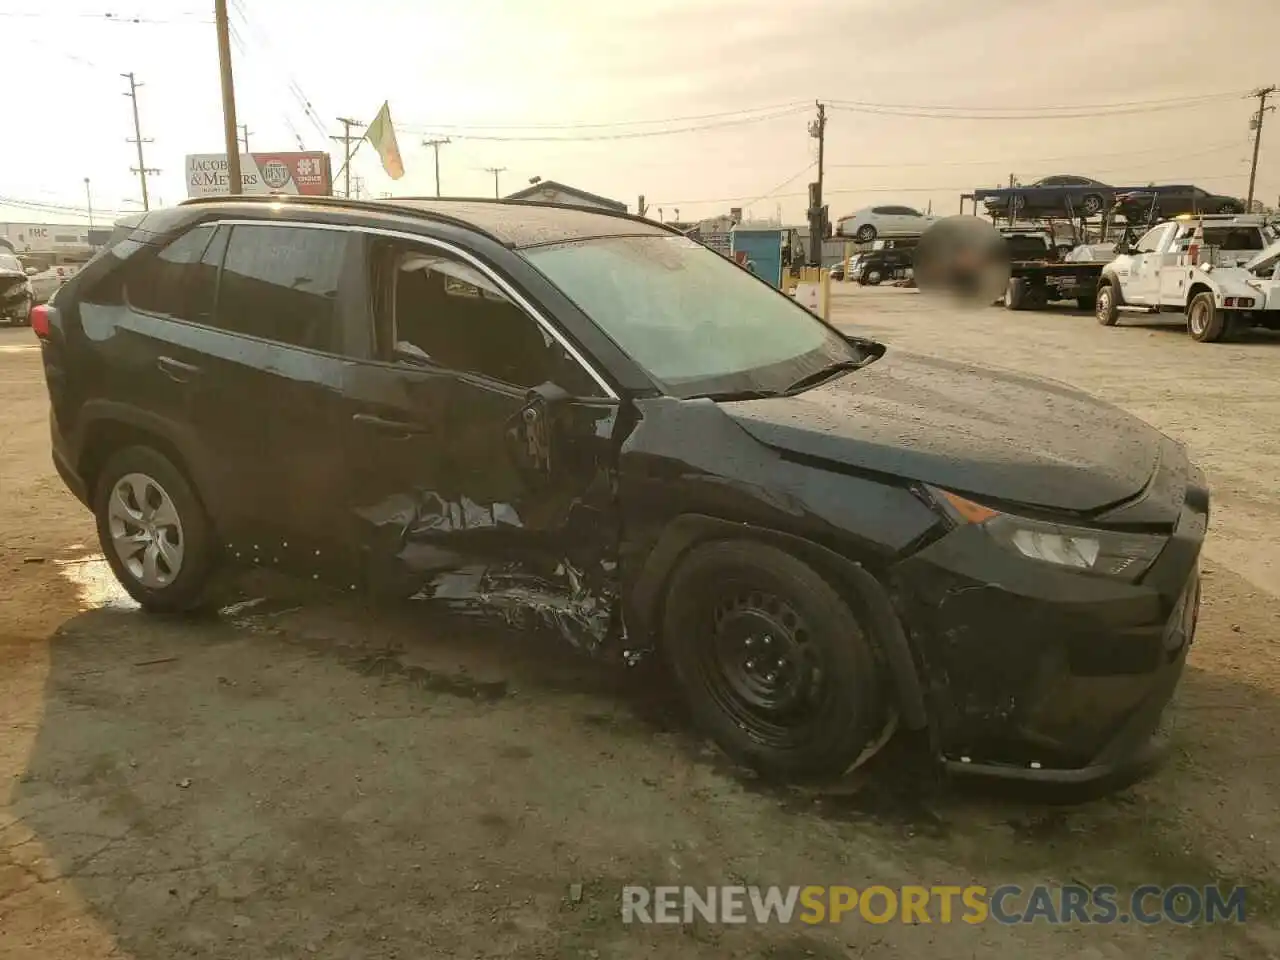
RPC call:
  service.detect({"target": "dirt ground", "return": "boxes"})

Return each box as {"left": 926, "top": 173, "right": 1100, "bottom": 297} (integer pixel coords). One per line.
{"left": 2, "top": 291, "right": 1280, "bottom": 959}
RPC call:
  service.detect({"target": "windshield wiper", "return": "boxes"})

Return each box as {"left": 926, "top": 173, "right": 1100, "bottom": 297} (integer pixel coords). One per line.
{"left": 783, "top": 359, "right": 862, "bottom": 396}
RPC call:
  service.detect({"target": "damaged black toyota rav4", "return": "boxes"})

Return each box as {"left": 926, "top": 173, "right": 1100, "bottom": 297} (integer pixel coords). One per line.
{"left": 37, "top": 197, "right": 1207, "bottom": 784}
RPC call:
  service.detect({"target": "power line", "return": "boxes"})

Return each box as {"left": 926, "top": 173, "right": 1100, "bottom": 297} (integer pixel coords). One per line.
{"left": 828, "top": 141, "right": 1246, "bottom": 170}
{"left": 229, "top": 0, "right": 329, "bottom": 143}
{"left": 403, "top": 100, "right": 811, "bottom": 132}
{"left": 0, "top": 196, "right": 131, "bottom": 218}
{"left": 0, "top": 11, "right": 212, "bottom": 23}
{"left": 826, "top": 95, "right": 1241, "bottom": 122}
{"left": 823, "top": 90, "right": 1251, "bottom": 114}
{"left": 653, "top": 171, "right": 1255, "bottom": 207}
{"left": 400, "top": 106, "right": 809, "bottom": 142}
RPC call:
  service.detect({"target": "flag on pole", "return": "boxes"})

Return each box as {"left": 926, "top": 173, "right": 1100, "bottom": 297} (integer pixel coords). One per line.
{"left": 366, "top": 101, "right": 404, "bottom": 180}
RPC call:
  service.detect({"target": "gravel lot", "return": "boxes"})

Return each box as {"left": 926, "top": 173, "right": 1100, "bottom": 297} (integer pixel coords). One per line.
{"left": 2, "top": 290, "right": 1279, "bottom": 959}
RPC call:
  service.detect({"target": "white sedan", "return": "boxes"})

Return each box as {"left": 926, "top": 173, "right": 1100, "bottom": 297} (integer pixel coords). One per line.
{"left": 836, "top": 205, "right": 937, "bottom": 243}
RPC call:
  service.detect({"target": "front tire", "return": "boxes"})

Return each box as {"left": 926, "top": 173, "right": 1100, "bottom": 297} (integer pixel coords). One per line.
{"left": 1187, "top": 291, "right": 1225, "bottom": 343}
{"left": 1096, "top": 283, "right": 1120, "bottom": 326}
{"left": 1081, "top": 193, "right": 1105, "bottom": 218}
{"left": 855, "top": 224, "right": 876, "bottom": 243}
{"left": 662, "top": 540, "right": 887, "bottom": 780}
{"left": 93, "top": 445, "right": 217, "bottom": 612}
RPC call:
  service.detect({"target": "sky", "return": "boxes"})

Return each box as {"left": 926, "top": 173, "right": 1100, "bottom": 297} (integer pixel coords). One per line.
{"left": 2, "top": 0, "right": 1275, "bottom": 227}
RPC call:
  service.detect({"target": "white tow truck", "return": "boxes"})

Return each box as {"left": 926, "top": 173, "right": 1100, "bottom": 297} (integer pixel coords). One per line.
{"left": 1095, "top": 214, "right": 1280, "bottom": 342}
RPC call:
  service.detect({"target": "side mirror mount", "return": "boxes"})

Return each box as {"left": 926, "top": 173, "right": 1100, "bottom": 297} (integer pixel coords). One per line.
{"left": 505, "top": 381, "right": 572, "bottom": 485}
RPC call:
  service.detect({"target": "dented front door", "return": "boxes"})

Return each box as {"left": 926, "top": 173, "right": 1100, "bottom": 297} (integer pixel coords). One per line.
{"left": 338, "top": 235, "right": 624, "bottom": 651}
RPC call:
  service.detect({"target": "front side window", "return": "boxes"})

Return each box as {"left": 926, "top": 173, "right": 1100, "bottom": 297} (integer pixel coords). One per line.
{"left": 125, "top": 224, "right": 220, "bottom": 322}
{"left": 524, "top": 234, "right": 858, "bottom": 398}
{"left": 215, "top": 224, "right": 346, "bottom": 351}
{"left": 371, "top": 241, "right": 603, "bottom": 395}
{"left": 1135, "top": 225, "right": 1171, "bottom": 254}
{"left": 0, "top": 254, "right": 22, "bottom": 272}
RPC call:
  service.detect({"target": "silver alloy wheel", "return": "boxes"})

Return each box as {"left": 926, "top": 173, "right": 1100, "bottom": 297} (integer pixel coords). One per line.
{"left": 108, "top": 472, "right": 184, "bottom": 588}
{"left": 1189, "top": 300, "right": 1208, "bottom": 336}
{"left": 1096, "top": 289, "right": 1111, "bottom": 321}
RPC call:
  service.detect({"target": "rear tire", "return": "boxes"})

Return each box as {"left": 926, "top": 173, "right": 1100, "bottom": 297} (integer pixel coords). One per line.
{"left": 1004, "top": 277, "right": 1027, "bottom": 310}
{"left": 1095, "top": 283, "right": 1120, "bottom": 326}
{"left": 93, "top": 445, "right": 218, "bottom": 613}
{"left": 662, "top": 540, "right": 887, "bottom": 780}
{"left": 1187, "top": 292, "right": 1225, "bottom": 343}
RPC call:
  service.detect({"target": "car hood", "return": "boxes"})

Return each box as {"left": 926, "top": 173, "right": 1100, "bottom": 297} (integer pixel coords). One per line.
{"left": 720, "top": 351, "right": 1161, "bottom": 515}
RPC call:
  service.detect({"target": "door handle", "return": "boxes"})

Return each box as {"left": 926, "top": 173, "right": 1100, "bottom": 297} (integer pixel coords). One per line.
{"left": 352, "top": 413, "right": 428, "bottom": 437}
{"left": 157, "top": 356, "right": 202, "bottom": 382}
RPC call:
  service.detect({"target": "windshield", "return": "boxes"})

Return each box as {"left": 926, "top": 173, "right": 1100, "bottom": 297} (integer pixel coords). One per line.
{"left": 0, "top": 254, "right": 22, "bottom": 272}
{"left": 524, "top": 234, "right": 859, "bottom": 397}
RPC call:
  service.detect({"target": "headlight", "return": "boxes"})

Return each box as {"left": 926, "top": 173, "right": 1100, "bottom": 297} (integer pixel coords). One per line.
{"left": 929, "top": 487, "right": 1166, "bottom": 580}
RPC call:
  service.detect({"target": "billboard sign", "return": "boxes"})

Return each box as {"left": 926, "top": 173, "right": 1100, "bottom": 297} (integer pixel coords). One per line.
{"left": 185, "top": 152, "right": 332, "bottom": 198}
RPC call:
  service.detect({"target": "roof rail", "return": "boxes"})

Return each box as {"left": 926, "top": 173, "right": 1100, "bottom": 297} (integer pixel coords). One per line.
{"left": 177, "top": 193, "right": 684, "bottom": 237}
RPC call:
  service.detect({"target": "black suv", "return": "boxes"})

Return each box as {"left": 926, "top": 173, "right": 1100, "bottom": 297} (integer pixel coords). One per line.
{"left": 37, "top": 197, "right": 1207, "bottom": 785}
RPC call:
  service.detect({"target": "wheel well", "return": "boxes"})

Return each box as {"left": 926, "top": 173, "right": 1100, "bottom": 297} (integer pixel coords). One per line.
{"left": 1186, "top": 283, "right": 1215, "bottom": 308}
{"left": 632, "top": 520, "right": 929, "bottom": 730}
{"left": 79, "top": 419, "right": 198, "bottom": 503}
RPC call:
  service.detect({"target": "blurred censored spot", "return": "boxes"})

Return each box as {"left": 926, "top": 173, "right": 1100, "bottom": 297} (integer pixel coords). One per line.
{"left": 913, "top": 216, "right": 1012, "bottom": 306}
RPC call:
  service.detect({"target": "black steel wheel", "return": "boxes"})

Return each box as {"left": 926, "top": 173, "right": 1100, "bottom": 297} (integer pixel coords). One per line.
{"left": 663, "top": 540, "right": 887, "bottom": 780}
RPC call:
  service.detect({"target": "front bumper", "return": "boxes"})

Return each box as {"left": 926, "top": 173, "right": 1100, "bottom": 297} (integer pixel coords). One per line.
{"left": 892, "top": 469, "right": 1208, "bottom": 783}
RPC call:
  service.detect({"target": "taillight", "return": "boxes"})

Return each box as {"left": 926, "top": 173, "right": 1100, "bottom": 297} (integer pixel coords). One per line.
{"left": 30, "top": 304, "right": 51, "bottom": 338}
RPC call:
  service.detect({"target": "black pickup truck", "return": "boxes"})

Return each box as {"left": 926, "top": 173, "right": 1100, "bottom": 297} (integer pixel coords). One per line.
{"left": 854, "top": 238, "right": 917, "bottom": 285}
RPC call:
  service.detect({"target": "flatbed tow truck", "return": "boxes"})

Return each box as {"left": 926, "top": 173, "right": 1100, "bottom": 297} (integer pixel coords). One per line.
{"left": 999, "top": 226, "right": 1115, "bottom": 311}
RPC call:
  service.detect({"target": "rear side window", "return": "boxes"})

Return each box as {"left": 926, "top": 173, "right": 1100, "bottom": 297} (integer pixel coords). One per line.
{"left": 125, "top": 224, "right": 222, "bottom": 323}
{"left": 214, "top": 225, "right": 346, "bottom": 352}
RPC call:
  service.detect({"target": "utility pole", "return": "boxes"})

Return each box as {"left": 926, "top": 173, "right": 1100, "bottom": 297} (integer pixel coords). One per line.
{"left": 1247, "top": 86, "right": 1276, "bottom": 211}
{"left": 240, "top": 124, "right": 252, "bottom": 153}
{"left": 84, "top": 178, "right": 94, "bottom": 228}
{"left": 806, "top": 101, "right": 827, "bottom": 265}
{"left": 485, "top": 166, "right": 507, "bottom": 199}
{"left": 331, "top": 118, "right": 365, "bottom": 197}
{"left": 421, "top": 137, "right": 450, "bottom": 197}
{"left": 213, "top": 0, "right": 242, "bottom": 195}
{"left": 351, "top": 175, "right": 365, "bottom": 200}
{"left": 122, "top": 73, "right": 158, "bottom": 210}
